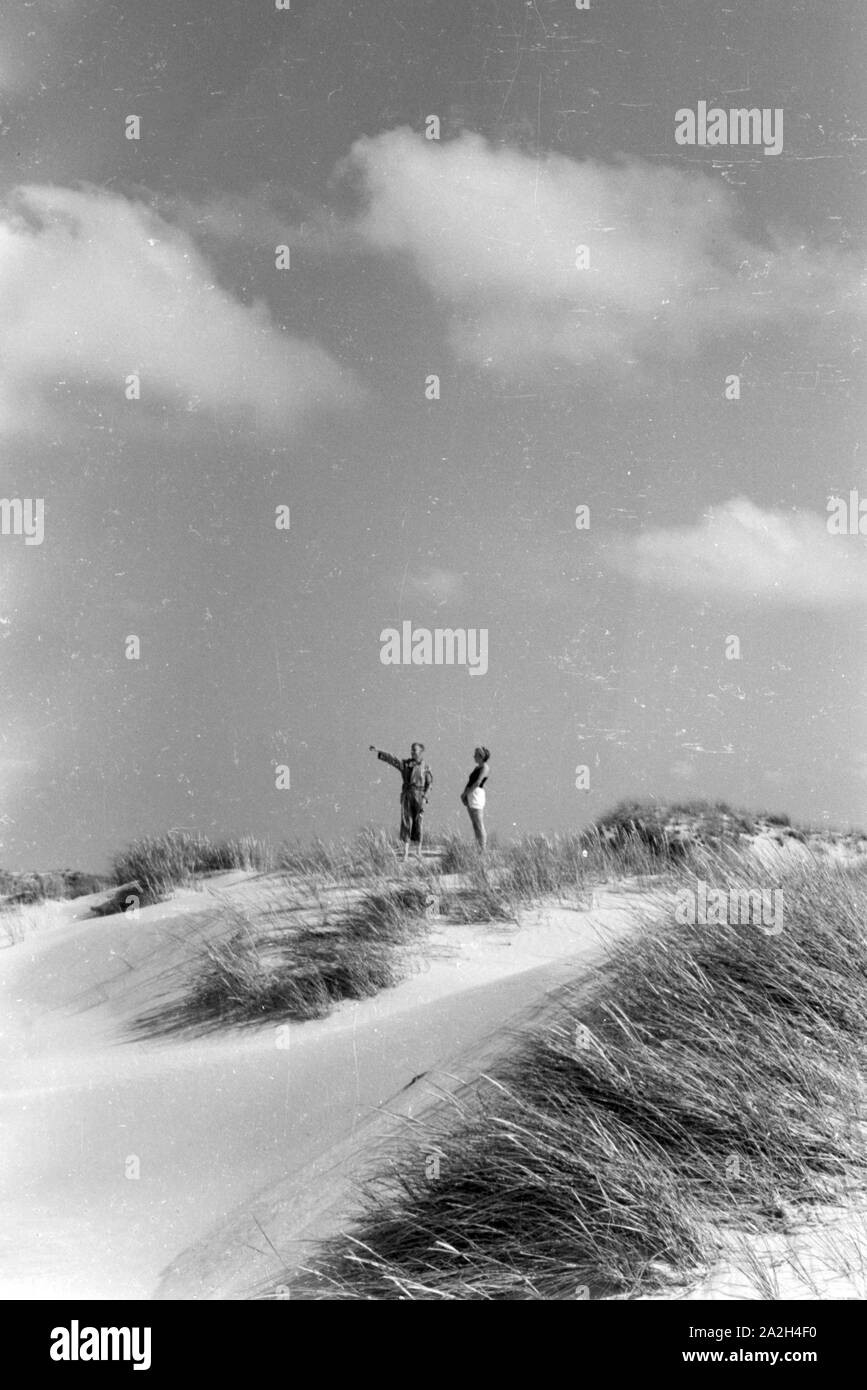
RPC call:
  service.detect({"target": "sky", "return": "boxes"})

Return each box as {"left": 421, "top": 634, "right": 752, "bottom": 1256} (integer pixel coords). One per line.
{"left": 0, "top": 0, "right": 865, "bottom": 871}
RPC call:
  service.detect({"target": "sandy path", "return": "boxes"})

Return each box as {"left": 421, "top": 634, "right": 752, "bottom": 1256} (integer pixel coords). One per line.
{"left": 0, "top": 878, "right": 639, "bottom": 1300}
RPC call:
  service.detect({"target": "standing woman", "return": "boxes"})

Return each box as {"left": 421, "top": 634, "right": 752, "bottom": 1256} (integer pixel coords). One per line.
{"left": 461, "top": 746, "right": 490, "bottom": 853}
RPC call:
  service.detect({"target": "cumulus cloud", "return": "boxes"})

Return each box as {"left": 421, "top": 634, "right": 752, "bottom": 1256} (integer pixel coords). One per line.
{"left": 341, "top": 128, "right": 863, "bottom": 372}
{"left": 608, "top": 497, "right": 867, "bottom": 608}
{"left": 0, "top": 185, "right": 356, "bottom": 435}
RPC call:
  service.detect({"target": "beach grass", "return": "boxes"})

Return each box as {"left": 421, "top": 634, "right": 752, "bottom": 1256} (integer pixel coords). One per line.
{"left": 281, "top": 853, "right": 867, "bottom": 1299}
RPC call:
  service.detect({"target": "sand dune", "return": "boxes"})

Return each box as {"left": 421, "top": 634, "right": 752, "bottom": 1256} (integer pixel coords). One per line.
{"left": 0, "top": 873, "right": 638, "bottom": 1299}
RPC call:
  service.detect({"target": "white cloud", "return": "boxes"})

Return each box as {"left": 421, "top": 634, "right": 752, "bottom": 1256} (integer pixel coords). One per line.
{"left": 608, "top": 497, "right": 867, "bottom": 608}
{"left": 342, "top": 128, "right": 863, "bottom": 372}
{"left": 0, "top": 185, "right": 357, "bottom": 436}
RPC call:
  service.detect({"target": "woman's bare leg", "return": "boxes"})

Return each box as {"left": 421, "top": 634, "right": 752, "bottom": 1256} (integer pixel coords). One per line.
{"left": 468, "top": 807, "right": 486, "bottom": 852}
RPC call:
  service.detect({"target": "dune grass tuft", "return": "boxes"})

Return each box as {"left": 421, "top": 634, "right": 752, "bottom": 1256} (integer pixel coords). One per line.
{"left": 112, "top": 832, "right": 275, "bottom": 904}
{"left": 277, "top": 828, "right": 398, "bottom": 881}
{"left": 0, "top": 897, "right": 75, "bottom": 949}
{"left": 135, "top": 882, "right": 433, "bottom": 1033}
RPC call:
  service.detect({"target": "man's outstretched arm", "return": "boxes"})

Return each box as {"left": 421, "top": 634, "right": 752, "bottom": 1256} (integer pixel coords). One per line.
{"left": 369, "top": 746, "right": 402, "bottom": 772}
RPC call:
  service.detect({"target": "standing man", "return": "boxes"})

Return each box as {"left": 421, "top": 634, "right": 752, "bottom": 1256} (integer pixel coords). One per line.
{"left": 369, "top": 742, "right": 433, "bottom": 861}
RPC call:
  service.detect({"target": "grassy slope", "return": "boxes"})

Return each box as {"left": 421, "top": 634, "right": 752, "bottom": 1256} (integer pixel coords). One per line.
{"left": 281, "top": 853, "right": 867, "bottom": 1299}
{"left": 81, "top": 814, "right": 866, "bottom": 1038}
{"left": 7, "top": 809, "right": 866, "bottom": 1299}
{"left": 8, "top": 811, "right": 867, "bottom": 1295}
{"left": 122, "top": 826, "right": 675, "bottom": 1032}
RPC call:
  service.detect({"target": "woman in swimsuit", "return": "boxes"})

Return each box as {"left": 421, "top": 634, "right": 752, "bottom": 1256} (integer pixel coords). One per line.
{"left": 460, "top": 746, "right": 490, "bottom": 853}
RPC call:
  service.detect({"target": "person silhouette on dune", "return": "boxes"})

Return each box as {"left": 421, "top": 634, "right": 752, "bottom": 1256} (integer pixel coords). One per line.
{"left": 461, "top": 745, "right": 490, "bottom": 853}
{"left": 369, "top": 742, "right": 433, "bottom": 861}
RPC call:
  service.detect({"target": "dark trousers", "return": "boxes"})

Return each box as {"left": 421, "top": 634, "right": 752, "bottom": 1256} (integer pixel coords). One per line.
{"left": 400, "top": 791, "right": 425, "bottom": 843}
